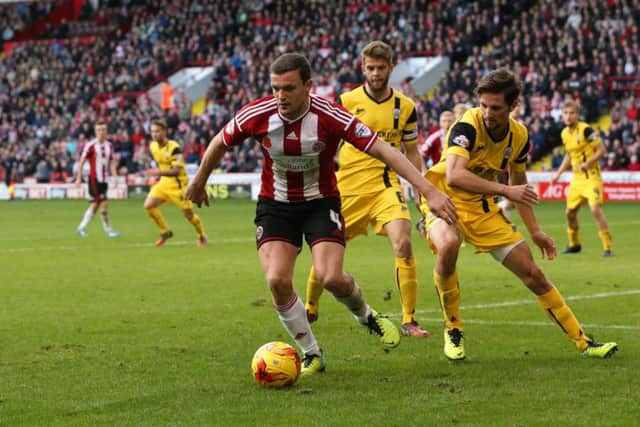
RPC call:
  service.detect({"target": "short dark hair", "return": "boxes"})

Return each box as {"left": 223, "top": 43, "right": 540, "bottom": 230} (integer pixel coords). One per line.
{"left": 270, "top": 53, "right": 311, "bottom": 83}
{"left": 95, "top": 120, "right": 107, "bottom": 127}
{"left": 360, "top": 40, "right": 393, "bottom": 64}
{"left": 151, "top": 119, "right": 167, "bottom": 130}
{"left": 475, "top": 68, "right": 522, "bottom": 106}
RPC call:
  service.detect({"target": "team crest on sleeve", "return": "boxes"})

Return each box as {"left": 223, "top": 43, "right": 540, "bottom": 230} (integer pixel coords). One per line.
{"left": 354, "top": 122, "right": 373, "bottom": 138}
{"left": 452, "top": 134, "right": 470, "bottom": 148}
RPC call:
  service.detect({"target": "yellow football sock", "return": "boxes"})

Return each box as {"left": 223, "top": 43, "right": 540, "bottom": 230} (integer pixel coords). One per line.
{"left": 396, "top": 256, "right": 418, "bottom": 324}
{"left": 146, "top": 207, "right": 170, "bottom": 233}
{"left": 598, "top": 229, "right": 612, "bottom": 251}
{"left": 537, "top": 287, "right": 590, "bottom": 351}
{"left": 189, "top": 212, "right": 205, "bottom": 236}
{"left": 305, "top": 265, "right": 324, "bottom": 316}
{"left": 567, "top": 227, "right": 580, "bottom": 247}
{"left": 433, "top": 269, "right": 462, "bottom": 330}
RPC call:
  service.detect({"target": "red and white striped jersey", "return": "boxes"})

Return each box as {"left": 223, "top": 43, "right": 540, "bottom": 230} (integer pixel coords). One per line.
{"left": 80, "top": 139, "right": 113, "bottom": 183}
{"left": 420, "top": 129, "right": 445, "bottom": 165}
{"left": 222, "top": 94, "right": 377, "bottom": 203}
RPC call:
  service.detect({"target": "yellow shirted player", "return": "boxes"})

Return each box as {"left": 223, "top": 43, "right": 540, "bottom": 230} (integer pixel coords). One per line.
{"left": 304, "top": 40, "right": 430, "bottom": 337}
{"left": 550, "top": 101, "right": 612, "bottom": 256}
{"left": 143, "top": 119, "right": 207, "bottom": 247}
{"left": 421, "top": 69, "right": 616, "bottom": 360}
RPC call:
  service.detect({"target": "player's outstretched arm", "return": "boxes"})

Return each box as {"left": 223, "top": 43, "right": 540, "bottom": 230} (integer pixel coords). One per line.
{"left": 368, "top": 137, "right": 457, "bottom": 224}
{"left": 550, "top": 153, "right": 571, "bottom": 184}
{"left": 510, "top": 170, "right": 556, "bottom": 260}
{"left": 185, "top": 131, "right": 228, "bottom": 207}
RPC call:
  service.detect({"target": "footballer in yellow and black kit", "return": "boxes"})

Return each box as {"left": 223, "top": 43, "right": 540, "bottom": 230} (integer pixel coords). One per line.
{"left": 148, "top": 139, "right": 193, "bottom": 209}
{"left": 560, "top": 122, "right": 603, "bottom": 210}
{"left": 420, "top": 107, "right": 530, "bottom": 253}
{"left": 336, "top": 85, "right": 418, "bottom": 238}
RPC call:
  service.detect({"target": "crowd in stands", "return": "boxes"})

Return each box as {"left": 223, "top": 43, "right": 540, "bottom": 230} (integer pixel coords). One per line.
{"left": 1, "top": 0, "right": 640, "bottom": 187}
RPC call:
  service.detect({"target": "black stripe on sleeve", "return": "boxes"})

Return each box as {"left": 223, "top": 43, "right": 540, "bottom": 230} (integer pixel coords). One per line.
{"left": 514, "top": 139, "right": 530, "bottom": 163}
{"left": 447, "top": 122, "right": 476, "bottom": 152}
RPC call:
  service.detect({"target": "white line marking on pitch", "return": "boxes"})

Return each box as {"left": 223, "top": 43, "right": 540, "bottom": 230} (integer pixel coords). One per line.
{"left": 0, "top": 237, "right": 255, "bottom": 253}
{"left": 386, "top": 289, "right": 640, "bottom": 330}
{"left": 412, "top": 317, "right": 639, "bottom": 330}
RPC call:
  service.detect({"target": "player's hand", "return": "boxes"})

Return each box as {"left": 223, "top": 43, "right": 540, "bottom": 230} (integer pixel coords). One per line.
{"left": 74, "top": 177, "right": 82, "bottom": 186}
{"left": 505, "top": 184, "right": 538, "bottom": 206}
{"left": 579, "top": 162, "right": 589, "bottom": 172}
{"left": 549, "top": 174, "right": 559, "bottom": 185}
{"left": 185, "top": 183, "right": 209, "bottom": 208}
{"left": 531, "top": 230, "right": 556, "bottom": 260}
{"left": 423, "top": 188, "right": 457, "bottom": 225}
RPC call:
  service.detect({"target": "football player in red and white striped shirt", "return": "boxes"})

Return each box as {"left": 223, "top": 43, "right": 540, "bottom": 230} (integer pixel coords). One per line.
{"left": 186, "top": 54, "right": 457, "bottom": 376}
{"left": 74, "top": 121, "right": 120, "bottom": 237}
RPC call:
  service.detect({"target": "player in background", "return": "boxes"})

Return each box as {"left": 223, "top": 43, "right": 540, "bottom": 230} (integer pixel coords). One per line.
{"left": 550, "top": 101, "right": 613, "bottom": 256}
{"left": 453, "top": 102, "right": 471, "bottom": 121}
{"left": 143, "top": 119, "right": 207, "bottom": 247}
{"left": 420, "top": 69, "right": 617, "bottom": 360}
{"left": 420, "top": 110, "right": 454, "bottom": 169}
{"left": 185, "top": 53, "right": 457, "bottom": 376}
{"left": 75, "top": 120, "right": 120, "bottom": 238}
{"left": 304, "top": 41, "right": 430, "bottom": 337}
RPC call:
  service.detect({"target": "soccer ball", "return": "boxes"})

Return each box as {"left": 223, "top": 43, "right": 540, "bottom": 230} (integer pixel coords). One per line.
{"left": 251, "top": 341, "right": 301, "bottom": 388}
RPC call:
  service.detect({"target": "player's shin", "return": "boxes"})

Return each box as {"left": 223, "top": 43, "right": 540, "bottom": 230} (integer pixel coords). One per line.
{"left": 332, "top": 280, "right": 369, "bottom": 323}
{"left": 396, "top": 256, "right": 418, "bottom": 324}
{"left": 434, "top": 270, "right": 462, "bottom": 330}
{"left": 189, "top": 212, "right": 205, "bottom": 236}
{"left": 567, "top": 227, "right": 580, "bottom": 247}
{"left": 78, "top": 205, "right": 95, "bottom": 230}
{"left": 146, "top": 207, "right": 170, "bottom": 233}
{"left": 275, "top": 293, "right": 320, "bottom": 356}
{"left": 304, "top": 265, "right": 324, "bottom": 321}
{"left": 598, "top": 229, "right": 612, "bottom": 251}
{"left": 537, "top": 287, "right": 590, "bottom": 351}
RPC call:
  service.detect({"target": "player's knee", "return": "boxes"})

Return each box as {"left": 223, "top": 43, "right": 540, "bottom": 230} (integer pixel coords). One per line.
{"left": 183, "top": 210, "right": 193, "bottom": 220}
{"left": 436, "top": 233, "right": 461, "bottom": 259}
{"left": 265, "top": 275, "right": 292, "bottom": 296}
{"left": 391, "top": 236, "right": 413, "bottom": 258}
{"left": 314, "top": 269, "right": 343, "bottom": 293}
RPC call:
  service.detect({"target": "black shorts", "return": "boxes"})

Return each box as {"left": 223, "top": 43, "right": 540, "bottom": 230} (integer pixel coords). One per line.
{"left": 87, "top": 177, "right": 108, "bottom": 203}
{"left": 254, "top": 197, "right": 346, "bottom": 250}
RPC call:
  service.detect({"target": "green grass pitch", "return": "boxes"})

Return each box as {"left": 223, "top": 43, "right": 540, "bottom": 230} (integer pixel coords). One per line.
{"left": 1, "top": 198, "right": 638, "bottom": 426}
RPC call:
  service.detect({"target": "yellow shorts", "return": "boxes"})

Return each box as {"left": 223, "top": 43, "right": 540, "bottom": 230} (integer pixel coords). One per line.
{"left": 149, "top": 181, "right": 193, "bottom": 210}
{"left": 341, "top": 186, "right": 411, "bottom": 240}
{"left": 424, "top": 201, "right": 524, "bottom": 254}
{"left": 566, "top": 177, "right": 603, "bottom": 209}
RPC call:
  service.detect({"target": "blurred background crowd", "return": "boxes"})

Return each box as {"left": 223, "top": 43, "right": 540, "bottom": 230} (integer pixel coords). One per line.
{"left": 1, "top": 0, "right": 639, "bottom": 185}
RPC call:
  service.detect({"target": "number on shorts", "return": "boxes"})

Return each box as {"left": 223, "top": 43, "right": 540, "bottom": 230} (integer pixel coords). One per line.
{"left": 329, "top": 209, "right": 342, "bottom": 231}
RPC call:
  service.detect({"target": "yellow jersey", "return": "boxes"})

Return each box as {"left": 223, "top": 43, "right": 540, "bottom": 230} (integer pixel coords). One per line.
{"left": 560, "top": 122, "right": 602, "bottom": 181}
{"left": 336, "top": 86, "right": 418, "bottom": 195}
{"left": 427, "top": 107, "right": 530, "bottom": 206}
{"left": 149, "top": 139, "right": 189, "bottom": 188}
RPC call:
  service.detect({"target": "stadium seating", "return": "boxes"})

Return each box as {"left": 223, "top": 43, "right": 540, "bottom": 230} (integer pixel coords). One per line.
{"left": 0, "top": 0, "right": 638, "bottom": 184}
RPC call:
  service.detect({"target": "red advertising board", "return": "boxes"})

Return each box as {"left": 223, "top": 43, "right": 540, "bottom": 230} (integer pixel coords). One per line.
{"left": 535, "top": 182, "right": 640, "bottom": 202}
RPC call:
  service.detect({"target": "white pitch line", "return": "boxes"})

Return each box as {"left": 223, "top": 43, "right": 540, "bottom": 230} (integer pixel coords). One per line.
{"left": 0, "top": 237, "right": 255, "bottom": 253}
{"left": 407, "top": 317, "right": 639, "bottom": 330}
{"left": 385, "top": 289, "right": 640, "bottom": 330}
